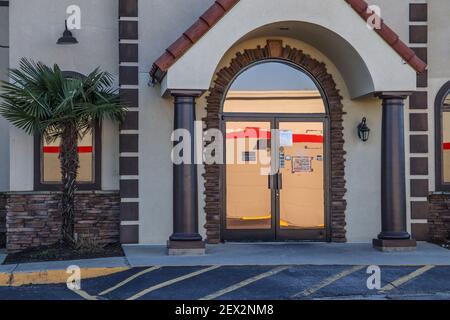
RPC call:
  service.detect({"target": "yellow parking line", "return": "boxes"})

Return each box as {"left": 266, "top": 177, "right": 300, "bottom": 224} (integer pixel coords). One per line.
{"left": 99, "top": 266, "right": 161, "bottom": 296}
{"left": 200, "top": 266, "right": 289, "bottom": 301}
{"left": 1, "top": 267, "right": 129, "bottom": 287}
{"left": 126, "top": 265, "right": 221, "bottom": 300}
{"left": 291, "top": 265, "right": 366, "bottom": 298}
{"left": 379, "top": 265, "right": 435, "bottom": 293}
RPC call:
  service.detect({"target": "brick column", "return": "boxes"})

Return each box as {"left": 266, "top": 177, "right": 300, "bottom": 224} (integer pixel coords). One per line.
{"left": 119, "top": 0, "right": 140, "bottom": 244}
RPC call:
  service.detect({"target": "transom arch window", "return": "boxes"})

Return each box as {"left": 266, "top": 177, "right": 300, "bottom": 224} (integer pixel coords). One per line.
{"left": 435, "top": 81, "right": 450, "bottom": 191}
{"left": 223, "top": 61, "right": 327, "bottom": 114}
{"left": 34, "top": 71, "right": 101, "bottom": 191}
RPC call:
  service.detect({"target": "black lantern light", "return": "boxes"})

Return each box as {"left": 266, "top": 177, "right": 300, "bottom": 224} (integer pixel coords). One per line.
{"left": 357, "top": 117, "right": 370, "bottom": 142}
{"left": 57, "top": 20, "right": 78, "bottom": 45}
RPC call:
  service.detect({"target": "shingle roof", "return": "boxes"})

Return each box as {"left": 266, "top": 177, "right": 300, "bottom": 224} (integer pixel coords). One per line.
{"left": 150, "top": 0, "right": 427, "bottom": 83}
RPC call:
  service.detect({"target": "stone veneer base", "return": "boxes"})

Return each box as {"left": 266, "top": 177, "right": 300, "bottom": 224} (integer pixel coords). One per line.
{"left": 428, "top": 193, "right": 450, "bottom": 245}
{"left": 0, "top": 193, "right": 6, "bottom": 248}
{"left": 4, "top": 191, "right": 120, "bottom": 253}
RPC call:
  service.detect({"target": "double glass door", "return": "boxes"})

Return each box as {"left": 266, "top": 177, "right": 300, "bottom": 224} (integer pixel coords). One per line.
{"left": 224, "top": 117, "right": 328, "bottom": 241}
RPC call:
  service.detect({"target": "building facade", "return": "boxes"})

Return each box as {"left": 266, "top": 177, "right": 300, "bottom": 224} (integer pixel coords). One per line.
{"left": 0, "top": 0, "right": 449, "bottom": 253}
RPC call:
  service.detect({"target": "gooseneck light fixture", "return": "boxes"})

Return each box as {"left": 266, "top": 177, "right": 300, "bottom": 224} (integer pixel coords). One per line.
{"left": 357, "top": 117, "right": 370, "bottom": 142}
{"left": 57, "top": 20, "right": 78, "bottom": 45}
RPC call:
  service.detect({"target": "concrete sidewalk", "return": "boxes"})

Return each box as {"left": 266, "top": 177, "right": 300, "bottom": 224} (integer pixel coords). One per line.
{"left": 0, "top": 242, "right": 449, "bottom": 286}
{"left": 123, "top": 242, "right": 450, "bottom": 267}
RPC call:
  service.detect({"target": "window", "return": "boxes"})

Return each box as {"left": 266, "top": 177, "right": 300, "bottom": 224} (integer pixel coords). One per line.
{"left": 435, "top": 81, "right": 450, "bottom": 191}
{"left": 34, "top": 125, "right": 101, "bottom": 191}
{"left": 42, "top": 130, "right": 94, "bottom": 183}
{"left": 223, "top": 61, "right": 326, "bottom": 114}
{"left": 33, "top": 71, "right": 102, "bottom": 191}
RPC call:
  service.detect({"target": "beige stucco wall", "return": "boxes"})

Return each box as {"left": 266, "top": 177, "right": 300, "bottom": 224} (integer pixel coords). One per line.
{"left": 211, "top": 37, "right": 383, "bottom": 242}
{"left": 0, "top": 4, "right": 9, "bottom": 192}
{"left": 366, "top": 0, "right": 416, "bottom": 233}
{"left": 138, "top": 0, "right": 212, "bottom": 243}
{"left": 4, "top": 0, "right": 449, "bottom": 244}
{"left": 367, "top": 0, "right": 410, "bottom": 40}
{"left": 140, "top": 28, "right": 386, "bottom": 243}
{"left": 428, "top": 0, "right": 450, "bottom": 192}
{"left": 164, "top": 0, "right": 417, "bottom": 98}
{"left": 139, "top": 1, "right": 419, "bottom": 244}
{"left": 7, "top": 0, "right": 120, "bottom": 191}
{"left": 370, "top": 0, "right": 450, "bottom": 229}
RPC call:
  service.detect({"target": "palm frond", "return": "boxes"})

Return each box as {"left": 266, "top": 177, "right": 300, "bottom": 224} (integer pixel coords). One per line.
{"left": 1, "top": 59, "right": 127, "bottom": 137}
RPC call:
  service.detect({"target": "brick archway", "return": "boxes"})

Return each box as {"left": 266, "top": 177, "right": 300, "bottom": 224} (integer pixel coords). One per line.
{"left": 203, "top": 41, "right": 347, "bottom": 243}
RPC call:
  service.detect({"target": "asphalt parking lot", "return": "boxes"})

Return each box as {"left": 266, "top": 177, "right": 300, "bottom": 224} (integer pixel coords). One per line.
{"left": 0, "top": 265, "right": 449, "bottom": 300}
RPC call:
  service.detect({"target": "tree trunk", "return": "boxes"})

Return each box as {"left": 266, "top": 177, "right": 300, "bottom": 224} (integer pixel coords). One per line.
{"left": 60, "top": 123, "right": 79, "bottom": 245}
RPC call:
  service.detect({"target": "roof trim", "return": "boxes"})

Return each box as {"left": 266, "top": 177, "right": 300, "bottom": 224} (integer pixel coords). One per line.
{"left": 150, "top": 0, "right": 240, "bottom": 83}
{"left": 150, "top": 0, "right": 427, "bottom": 83}
{"left": 345, "top": 0, "right": 427, "bottom": 73}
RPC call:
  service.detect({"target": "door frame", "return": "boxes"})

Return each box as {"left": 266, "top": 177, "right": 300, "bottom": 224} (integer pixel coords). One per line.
{"left": 204, "top": 46, "right": 348, "bottom": 244}
{"left": 220, "top": 114, "right": 331, "bottom": 242}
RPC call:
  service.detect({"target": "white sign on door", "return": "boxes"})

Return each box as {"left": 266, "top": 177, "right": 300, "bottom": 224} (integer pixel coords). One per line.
{"left": 279, "top": 130, "right": 293, "bottom": 147}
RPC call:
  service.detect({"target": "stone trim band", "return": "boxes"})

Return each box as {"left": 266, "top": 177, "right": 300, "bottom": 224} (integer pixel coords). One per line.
{"left": 4, "top": 191, "right": 120, "bottom": 253}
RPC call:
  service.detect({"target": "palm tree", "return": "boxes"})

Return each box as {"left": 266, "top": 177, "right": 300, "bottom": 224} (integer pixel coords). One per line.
{"left": 0, "top": 58, "right": 126, "bottom": 245}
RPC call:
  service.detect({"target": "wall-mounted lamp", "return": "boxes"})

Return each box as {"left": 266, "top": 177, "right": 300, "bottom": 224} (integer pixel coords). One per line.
{"left": 57, "top": 20, "right": 78, "bottom": 45}
{"left": 357, "top": 117, "right": 370, "bottom": 142}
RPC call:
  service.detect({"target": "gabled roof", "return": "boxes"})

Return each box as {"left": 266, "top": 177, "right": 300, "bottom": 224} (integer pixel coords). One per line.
{"left": 345, "top": 0, "right": 426, "bottom": 73}
{"left": 150, "top": 0, "right": 240, "bottom": 83}
{"left": 150, "top": 0, "right": 427, "bottom": 83}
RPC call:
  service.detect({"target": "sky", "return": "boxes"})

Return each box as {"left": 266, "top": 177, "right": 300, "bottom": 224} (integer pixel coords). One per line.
{"left": 229, "top": 61, "right": 319, "bottom": 91}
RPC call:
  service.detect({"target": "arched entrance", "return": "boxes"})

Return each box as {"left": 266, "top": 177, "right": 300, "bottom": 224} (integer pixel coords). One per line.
{"left": 223, "top": 60, "right": 329, "bottom": 241}
{"left": 150, "top": 1, "right": 424, "bottom": 252}
{"left": 204, "top": 41, "right": 347, "bottom": 243}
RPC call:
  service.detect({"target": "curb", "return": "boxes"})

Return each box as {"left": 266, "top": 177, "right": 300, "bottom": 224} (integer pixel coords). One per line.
{"left": 0, "top": 267, "right": 129, "bottom": 287}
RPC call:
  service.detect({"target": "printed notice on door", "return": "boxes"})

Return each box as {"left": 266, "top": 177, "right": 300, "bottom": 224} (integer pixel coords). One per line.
{"left": 292, "top": 156, "right": 312, "bottom": 173}
{"left": 279, "top": 130, "right": 293, "bottom": 147}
